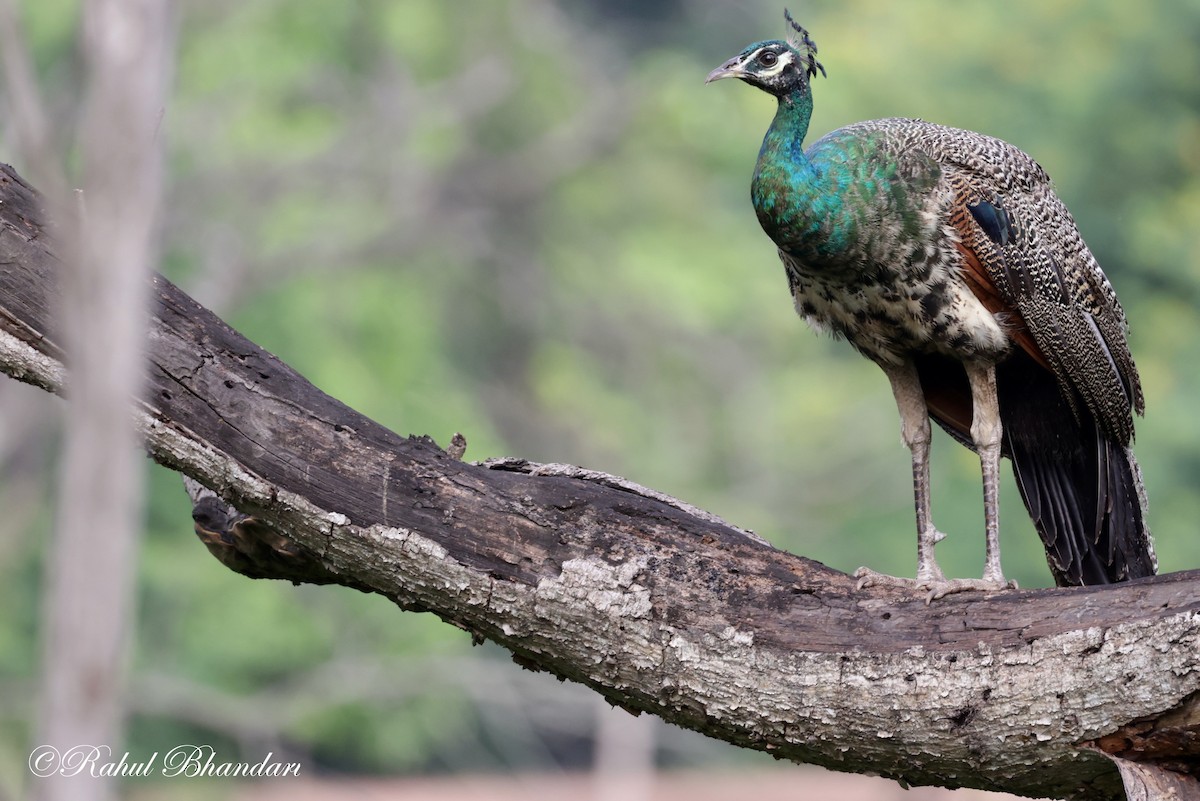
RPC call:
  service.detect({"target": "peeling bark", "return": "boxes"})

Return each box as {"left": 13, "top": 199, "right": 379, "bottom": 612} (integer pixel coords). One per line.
{"left": 2, "top": 163, "right": 1198, "bottom": 801}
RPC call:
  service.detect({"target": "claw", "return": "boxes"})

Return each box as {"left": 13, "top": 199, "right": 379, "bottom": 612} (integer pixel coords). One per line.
{"left": 853, "top": 567, "right": 1016, "bottom": 604}
{"left": 854, "top": 566, "right": 921, "bottom": 592}
{"left": 925, "top": 577, "right": 1017, "bottom": 603}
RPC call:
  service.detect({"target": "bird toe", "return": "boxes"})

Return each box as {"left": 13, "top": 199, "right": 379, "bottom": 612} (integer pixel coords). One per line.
{"left": 923, "top": 577, "right": 1014, "bottom": 604}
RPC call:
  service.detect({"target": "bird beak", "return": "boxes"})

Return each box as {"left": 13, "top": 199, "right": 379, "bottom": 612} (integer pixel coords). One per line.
{"left": 705, "top": 57, "right": 745, "bottom": 84}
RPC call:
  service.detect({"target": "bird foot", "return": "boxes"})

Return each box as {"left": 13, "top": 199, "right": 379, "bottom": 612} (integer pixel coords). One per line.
{"left": 920, "top": 576, "right": 1018, "bottom": 603}
{"left": 854, "top": 567, "right": 1017, "bottom": 604}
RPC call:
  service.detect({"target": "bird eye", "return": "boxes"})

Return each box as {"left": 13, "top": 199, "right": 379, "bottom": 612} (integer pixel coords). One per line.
{"left": 759, "top": 51, "right": 779, "bottom": 67}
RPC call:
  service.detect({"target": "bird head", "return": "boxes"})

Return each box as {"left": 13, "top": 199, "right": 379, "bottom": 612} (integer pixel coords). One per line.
{"left": 705, "top": 11, "right": 825, "bottom": 98}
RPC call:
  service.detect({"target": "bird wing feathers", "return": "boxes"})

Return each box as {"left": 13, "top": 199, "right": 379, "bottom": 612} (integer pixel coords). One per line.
{"left": 922, "top": 123, "right": 1144, "bottom": 445}
{"left": 893, "top": 120, "right": 1154, "bottom": 585}
{"left": 833, "top": 117, "right": 1144, "bottom": 440}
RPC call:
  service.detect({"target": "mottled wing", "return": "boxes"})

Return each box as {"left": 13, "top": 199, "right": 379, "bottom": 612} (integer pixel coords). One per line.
{"left": 930, "top": 127, "right": 1143, "bottom": 442}
{"left": 914, "top": 123, "right": 1154, "bottom": 585}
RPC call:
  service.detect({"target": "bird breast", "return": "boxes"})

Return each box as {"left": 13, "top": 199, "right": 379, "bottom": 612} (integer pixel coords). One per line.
{"left": 778, "top": 220, "right": 1012, "bottom": 367}
{"left": 754, "top": 125, "right": 1014, "bottom": 366}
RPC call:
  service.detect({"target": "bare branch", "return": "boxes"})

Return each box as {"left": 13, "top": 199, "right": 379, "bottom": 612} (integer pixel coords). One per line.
{"left": 1, "top": 163, "right": 1197, "bottom": 801}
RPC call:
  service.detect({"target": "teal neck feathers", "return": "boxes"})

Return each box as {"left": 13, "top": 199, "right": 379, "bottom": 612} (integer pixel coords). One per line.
{"left": 755, "top": 88, "right": 815, "bottom": 174}
{"left": 751, "top": 87, "right": 827, "bottom": 257}
{"left": 751, "top": 88, "right": 929, "bottom": 265}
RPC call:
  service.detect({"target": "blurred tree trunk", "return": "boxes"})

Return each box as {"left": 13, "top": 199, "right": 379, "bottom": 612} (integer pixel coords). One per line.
{"left": 2, "top": 3, "right": 176, "bottom": 801}
{"left": 592, "top": 700, "right": 656, "bottom": 801}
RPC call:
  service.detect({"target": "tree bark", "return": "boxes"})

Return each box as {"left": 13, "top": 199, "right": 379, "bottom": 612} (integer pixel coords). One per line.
{"left": 1, "top": 163, "right": 1197, "bottom": 801}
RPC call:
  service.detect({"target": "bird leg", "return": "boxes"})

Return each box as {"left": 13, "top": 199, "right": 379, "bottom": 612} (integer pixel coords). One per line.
{"left": 855, "top": 360, "right": 948, "bottom": 591}
{"left": 855, "top": 360, "right": 1016, "bottom": 602}
{"left": 964, "top": 361, "right": 1014, "bottom": 590}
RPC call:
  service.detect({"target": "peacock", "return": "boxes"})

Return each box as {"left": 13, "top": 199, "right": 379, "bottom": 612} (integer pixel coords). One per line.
{"left": 706, "top": 11, "right": 1156, "bottom": 598}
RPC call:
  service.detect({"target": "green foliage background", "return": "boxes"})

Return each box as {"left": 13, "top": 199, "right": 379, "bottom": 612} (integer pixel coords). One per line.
{"left": 1, "top": 0, "right": 1197, "bottom": 793}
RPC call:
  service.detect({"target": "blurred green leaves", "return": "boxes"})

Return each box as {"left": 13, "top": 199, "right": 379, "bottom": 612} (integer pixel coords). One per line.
{"left": 1, "top": 0, "right": 1197, "bottom": 784}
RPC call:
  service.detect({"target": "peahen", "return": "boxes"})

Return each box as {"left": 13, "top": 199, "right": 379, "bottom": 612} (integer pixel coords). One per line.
{"left": 706, "top": 12, "right": 1155, "bottom": 597}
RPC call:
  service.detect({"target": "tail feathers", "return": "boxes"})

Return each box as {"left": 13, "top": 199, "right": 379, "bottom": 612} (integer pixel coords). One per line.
{"left": 1009, "top": 432, "right": 1155, "bottom": 585}
{"left": 998, "top": 355, "right": 1156, "bottom": 586}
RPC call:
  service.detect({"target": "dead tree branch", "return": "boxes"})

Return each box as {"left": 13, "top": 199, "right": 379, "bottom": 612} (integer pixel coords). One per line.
{"left": 0, "top": 163, "right": 1197, "bottom": 801}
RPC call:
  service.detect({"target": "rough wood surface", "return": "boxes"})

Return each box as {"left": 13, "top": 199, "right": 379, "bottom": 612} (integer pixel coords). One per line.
{"left": 2, "top": 162, "right": 1198, "bottom": 801}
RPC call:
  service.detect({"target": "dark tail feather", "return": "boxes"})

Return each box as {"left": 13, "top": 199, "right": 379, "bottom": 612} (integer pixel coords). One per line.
{"left": 997, "top": 354, "right": 1156, "bottom": 586}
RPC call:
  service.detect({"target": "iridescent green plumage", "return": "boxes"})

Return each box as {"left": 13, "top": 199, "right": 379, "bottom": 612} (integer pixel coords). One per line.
{"left": 708, "top": 17, "right": 1154, "bottom": 593}
{"left": 756, "top": 117, "right": 940, "bottom": 275}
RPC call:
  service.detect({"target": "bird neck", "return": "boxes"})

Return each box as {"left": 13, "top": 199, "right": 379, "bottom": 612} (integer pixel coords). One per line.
{"left": 758, "top": 88, "right": 816, "bottom": 172}
{"left": 752, "top": 88, "right": 822, "bottom": 253}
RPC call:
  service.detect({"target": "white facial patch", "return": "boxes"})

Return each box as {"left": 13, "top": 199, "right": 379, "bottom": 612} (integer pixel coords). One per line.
{"left": 745, "top": 47, "right": 795, "bottom": 79}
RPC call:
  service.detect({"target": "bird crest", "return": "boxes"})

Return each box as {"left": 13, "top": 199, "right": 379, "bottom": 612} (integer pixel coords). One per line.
{"left": 783, "top": 9, "right": 826, "bottom": 82}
